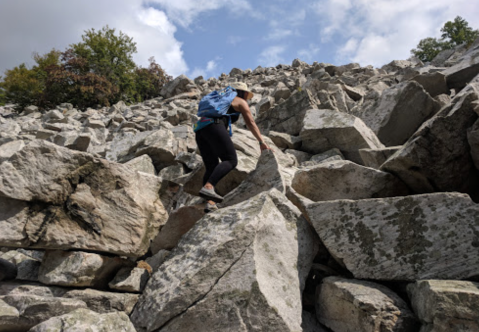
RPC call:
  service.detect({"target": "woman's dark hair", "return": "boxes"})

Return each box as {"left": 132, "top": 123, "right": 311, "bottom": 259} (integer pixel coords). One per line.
{"left": 236, "top": 90, "right": 247, "bottom": 99}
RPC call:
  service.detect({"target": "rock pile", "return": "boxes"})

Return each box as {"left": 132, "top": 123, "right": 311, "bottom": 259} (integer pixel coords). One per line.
{"left": 1, "top": 38, "right": 479, "bottom": 331}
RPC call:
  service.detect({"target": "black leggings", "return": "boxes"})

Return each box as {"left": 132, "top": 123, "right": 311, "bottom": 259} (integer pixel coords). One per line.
{"left": 195, "top": 122, "right": 238, "bottom": 187}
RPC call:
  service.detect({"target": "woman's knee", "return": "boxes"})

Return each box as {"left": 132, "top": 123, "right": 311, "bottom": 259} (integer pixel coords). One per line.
{"left": 229, "top": 157, "right": 238, "bottom": 169}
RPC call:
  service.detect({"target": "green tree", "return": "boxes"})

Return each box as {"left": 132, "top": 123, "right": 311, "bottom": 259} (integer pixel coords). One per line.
{"left": 441, "top": 16, "right": 479, "bottom": 48}
{"left": 411, "top": 37, "right": 447, "bottom": 62}
{"left": 0, "top": 49, "right": 61, "bottom": 110}
{"left": 0, "top": 79, "right": 5, "bottom": 106}
{"left": 411, "top": 16, "right": 479, "bottom": 62}
{"left": 0, "top": 64, "right": 43, "bottom": 110}
{"left": 70, "top": 25, "right": 137, "bottom": 103}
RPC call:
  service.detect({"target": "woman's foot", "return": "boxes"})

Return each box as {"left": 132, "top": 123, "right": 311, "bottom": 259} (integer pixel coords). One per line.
{"left": 199, "top": 185, "right": 224, "bottom": 203}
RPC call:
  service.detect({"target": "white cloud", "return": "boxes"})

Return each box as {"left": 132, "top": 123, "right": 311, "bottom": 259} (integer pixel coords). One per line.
{"left": 266, "top": 29, "right": 294, "bottom": 41}
{"left": 148, "top": 0, "right": 254, "bottom": 28}
{"left": 0, "top": 0, "right": 188, "bottom": 78}
{"left": 258, "top": 45, "right": 287, "bottom": 67}
{"left": 227, "top": 36, "right": 245, "bottom": 46}
{"left": 190, "top": 58, "right": 222, "bottom": 79}
{"left": 312, "top": 0, "right": 479, "bottom": 67}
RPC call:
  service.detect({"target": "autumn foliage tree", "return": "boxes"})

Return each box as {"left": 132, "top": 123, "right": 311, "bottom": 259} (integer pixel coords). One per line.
{"left": 0, "top": 26, "right": 172, "bottom": 111}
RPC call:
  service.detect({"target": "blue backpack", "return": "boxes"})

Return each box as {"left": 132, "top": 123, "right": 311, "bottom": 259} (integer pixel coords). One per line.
{"left": 194, "top": 86, "right": 240, "bottom": 136}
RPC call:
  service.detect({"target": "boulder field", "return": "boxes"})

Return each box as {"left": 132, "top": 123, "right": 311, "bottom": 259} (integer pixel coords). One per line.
{"left": 1, "top": 39, "right": 479, "bottom": 331}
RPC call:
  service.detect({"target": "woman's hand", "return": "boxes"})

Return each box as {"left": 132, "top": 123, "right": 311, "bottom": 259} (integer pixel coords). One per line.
{"left": 259, "top": 141, "right": 272, "bottom": 152}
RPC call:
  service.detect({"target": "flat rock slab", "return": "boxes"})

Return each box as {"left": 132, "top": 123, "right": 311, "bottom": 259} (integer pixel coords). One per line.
{"left": 317, "top": 277, "right": 418, "bottom": 332}
{"left": 306, "top": 193, "right": 479, "bottom": 280}
{"left": 0, "top": 140, "right": 168, "bottom": 257}
{"left": 131, "top": 190, "right": 318, "bottom": 332}
{"left": 381, "top": 84, "right": 479, "bottom": 200}
{"left": 0, "top": 294, "right": 87, "bottom": 332}
{"left": 28, "top": 308, "right": 136, "bottom": 332}
{"left": 300, "top": 109, "right": 384, "bottom": 164}
{"left": 408, "top": 280, "right": 479, "bottom": 332}
{"left": 292, "top": 160, "right": 408, "bottom": 202}
{"left": 0, "top": 281, "right": 138, "bottom": 315}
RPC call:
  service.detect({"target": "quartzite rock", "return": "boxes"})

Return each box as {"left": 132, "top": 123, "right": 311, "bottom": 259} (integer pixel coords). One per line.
{"left": 256, "top": 89, "right": 319, "bottom": 135}
{"left": 0, "top": 282, "right": 138, "bottom": 315}
{"left": 0, "top": 250, "right": 41, "bottom": 281}
{"left": 0, "top": 294, "right": 87, "bottom": 332}
{"left": 381, "top": 84, "right": 479, "bottom": 200}
{"left": 151, "top": 203, "right": 205, "bottom": 253}
{"left": 412, "top": 71, "right": 449, "bottom": 97}
{"left": 317, "top": 277, "right": 418, "bottom": 332}
{"left": 221, "top": 150, "right": 294, "bottom": 207}
{"left": 38, "top": 251, "right": 128, "bottom": 288}
{"left": 300, "top": 109, "right": 384, "bottom": 164}
{"left": 359, "top": 81, "right": 440, "bottom": 146}
{"left": 359, "top": 146, "right": 402, "bottom": 169}
{"left": 407, "top": 280, "right": 479, "bottom": 332}
{"left": 108, "top": 267, "right": 150, "bottom": 293}
{"left": 292, "top": 160, "right": 408, "bottom": 202}
{"left": 0, "top": 140, "right": 167, "bottom": 257}
{"left": 306, "top": 193, "right": 479, "bottom": 280}
{"left": 131, "top": 190, "right": 318, "bottom": 332}
{"left": 443, "top": 39, "right": 479, "bottom": 90}
{"left": 28, "top": 308, "right": 137, "bottom": 332}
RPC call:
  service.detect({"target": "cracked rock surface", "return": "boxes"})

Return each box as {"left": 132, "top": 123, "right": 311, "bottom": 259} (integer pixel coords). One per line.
{"left": 131, "top": 189, "right": 318, "bottom": 332}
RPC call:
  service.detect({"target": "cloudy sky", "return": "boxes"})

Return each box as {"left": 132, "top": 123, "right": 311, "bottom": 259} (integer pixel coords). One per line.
{"left": 1, "top": 0, "right": 478, "bottom": 80}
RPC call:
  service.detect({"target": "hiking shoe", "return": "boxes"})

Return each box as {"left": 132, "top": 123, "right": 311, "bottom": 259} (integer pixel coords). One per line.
{"left": 199, "top": 187, "right": 224, "bottom": 203}
{"left": 204, "top": 202, "right": 219, "bottom": 213}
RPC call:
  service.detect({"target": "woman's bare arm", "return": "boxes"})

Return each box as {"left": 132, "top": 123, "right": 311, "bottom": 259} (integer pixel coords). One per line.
{"left": 231, "top": 97, "right": 271, "bottom": 152}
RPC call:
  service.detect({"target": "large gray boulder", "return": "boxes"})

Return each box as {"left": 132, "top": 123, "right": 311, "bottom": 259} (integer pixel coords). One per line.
{"left": 28, "top": 308, "right": 137, "bottom": 332}
{"left": 221, "top": 150, "right": 295, "bottom": 207}
{"left": 256, "top": 89, "right": 319, "bottom": 135}
{"left": 0, "top": 140, "right": 168, "bottom": 257}
{"left": 160, "top": 74, "right": 198, "bottom": 99}
{"left": 412, "top": 71, "right": 449, "bottom": 97}
{"left": 292, "top": 160, "right": 408, "bottom": 202}
{"left": 0, "top": 294, "right": 87, "bottom": 332}
{"left": 150, "top": 203, "right": 205, "bottom": 253}
{"left": 38, "top": 250, "right": 128, "bottom": 288}
{"left": 300, "top": 109, "right": 384, "bottom": 164}
{"left": 359, "top": 146, "right": 402, "bottom": 169}
{"left": 317, "top": 277, "right": 418, "bottom": 332}
{"left": 442, "top": 38, "right": 479, "bottom": 90}
{"left": 306, "top": 193, "right": 479, "bottom": 280}
{"left": 381, "top": 83, "right": 479, "bottom": 200}
{"left": 359, "top": 81, "right": 440, "bottom": 146}
{"left": 467, "top": 113, "right": 479, "bottom": 170}
{"left": 131, "top": 190, "right": 318, "bottom": 332}
{"left": 408, "top": 280, "right": 479, "bottom": 332}
{"left": 0, "top": 140, "right": 25, "bottom": 164}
